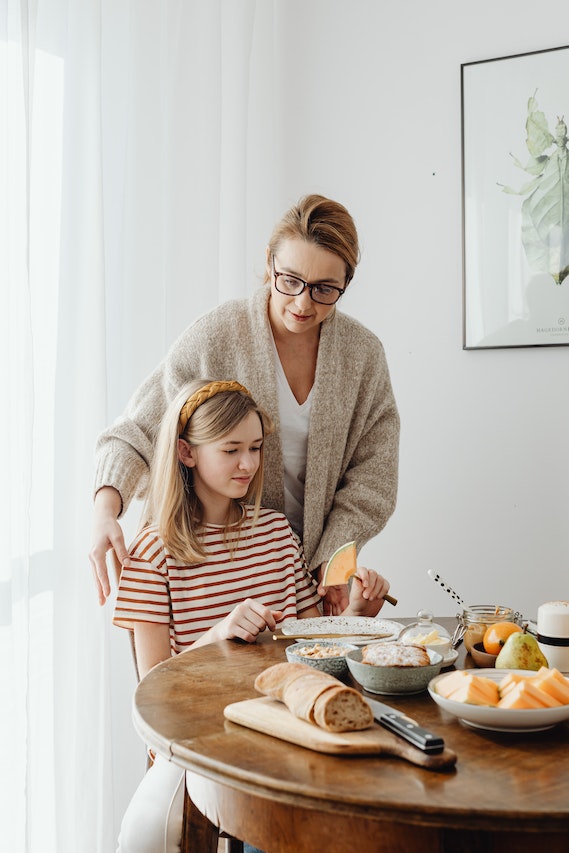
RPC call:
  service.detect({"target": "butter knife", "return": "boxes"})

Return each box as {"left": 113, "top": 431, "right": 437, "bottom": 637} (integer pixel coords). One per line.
{"left": 366, "top": 697, "right": 445, "bottom": 754}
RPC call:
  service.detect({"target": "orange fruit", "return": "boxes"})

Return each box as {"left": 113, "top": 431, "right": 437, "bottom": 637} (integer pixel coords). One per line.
{"left": 482, "top": 622, "right": 522, "bottom": 656}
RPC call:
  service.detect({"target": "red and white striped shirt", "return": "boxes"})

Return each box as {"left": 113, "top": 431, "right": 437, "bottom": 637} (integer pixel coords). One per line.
{"left": 113, "top": 506, "right": 321, "bottom": 653}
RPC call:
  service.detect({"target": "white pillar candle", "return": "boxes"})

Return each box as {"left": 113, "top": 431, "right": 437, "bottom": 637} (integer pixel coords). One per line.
{"left": 537, "top": 601, "right": 569, "bottom": 673}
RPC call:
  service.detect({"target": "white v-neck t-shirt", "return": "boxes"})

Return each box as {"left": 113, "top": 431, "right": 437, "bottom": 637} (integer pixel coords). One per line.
{"left": 271, "top": 338, "right": 312, "bottom": 538}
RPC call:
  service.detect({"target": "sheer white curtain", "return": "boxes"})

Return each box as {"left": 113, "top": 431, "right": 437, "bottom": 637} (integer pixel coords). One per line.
{"left": 1, "top": 1, "right": 277, "bottom": 850}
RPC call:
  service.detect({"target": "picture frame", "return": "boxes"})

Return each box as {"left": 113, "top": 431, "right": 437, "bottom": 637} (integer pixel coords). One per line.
{"left": 462, "top": 44, "right": 569, "bottom": 349}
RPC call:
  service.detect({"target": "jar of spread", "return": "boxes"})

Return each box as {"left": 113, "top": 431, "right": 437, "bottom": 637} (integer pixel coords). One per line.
{"left": 456, "top": 605, "right": 521, "bottom": 653}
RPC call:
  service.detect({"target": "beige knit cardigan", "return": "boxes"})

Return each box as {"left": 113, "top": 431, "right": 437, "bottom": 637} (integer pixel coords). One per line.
{"left": 94, "top": 287, "right": 400, "bottom": 571}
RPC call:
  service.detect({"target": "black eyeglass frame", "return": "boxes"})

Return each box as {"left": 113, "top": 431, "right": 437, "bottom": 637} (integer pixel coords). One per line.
{"left": 272, "top": 256, "right": 346, "bottom": 305}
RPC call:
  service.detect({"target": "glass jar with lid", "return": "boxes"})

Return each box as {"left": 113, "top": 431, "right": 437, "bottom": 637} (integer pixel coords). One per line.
{"left": 456, "top": 604, "right": 522, "bottom": 653}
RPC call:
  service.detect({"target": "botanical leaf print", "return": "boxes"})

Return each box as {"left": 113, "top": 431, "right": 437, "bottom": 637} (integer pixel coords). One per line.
{"left": 499, "top": 92, "right": 569, "bottom": 285}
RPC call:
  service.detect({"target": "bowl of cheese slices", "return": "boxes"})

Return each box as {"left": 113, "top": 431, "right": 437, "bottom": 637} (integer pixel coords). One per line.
{"left": 428, "top": 667, "right": 569, "bottom": 731}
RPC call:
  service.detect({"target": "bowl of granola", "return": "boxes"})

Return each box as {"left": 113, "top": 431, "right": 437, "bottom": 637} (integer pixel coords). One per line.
{"left": 285, "top": 640, "right": 358, "bottom": 676}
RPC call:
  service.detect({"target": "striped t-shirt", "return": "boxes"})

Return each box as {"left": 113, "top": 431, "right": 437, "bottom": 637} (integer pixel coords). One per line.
{"left": 113, "top": 505, "right": 322, "bottom": 653}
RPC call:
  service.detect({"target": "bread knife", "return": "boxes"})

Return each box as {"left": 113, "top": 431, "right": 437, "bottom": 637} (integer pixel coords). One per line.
{"left": 365, "top": 697, "right": 445, "bottom": 754}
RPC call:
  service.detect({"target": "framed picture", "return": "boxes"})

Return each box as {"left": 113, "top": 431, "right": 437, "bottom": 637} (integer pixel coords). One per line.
{"left": 462, "top": 44, "right": 569, "bottom": 349}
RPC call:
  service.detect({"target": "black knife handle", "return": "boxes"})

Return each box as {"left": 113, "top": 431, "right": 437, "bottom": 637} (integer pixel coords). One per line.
{"left": 379, "top": 713, "right": 445, "bottom": 754}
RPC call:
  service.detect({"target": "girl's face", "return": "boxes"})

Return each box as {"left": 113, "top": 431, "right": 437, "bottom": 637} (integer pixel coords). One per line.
{"left": 267, "top": 238, "right": 347, "bottom": 338}
{"left": 178, "top": 411, "right": 263, "bottom": 519}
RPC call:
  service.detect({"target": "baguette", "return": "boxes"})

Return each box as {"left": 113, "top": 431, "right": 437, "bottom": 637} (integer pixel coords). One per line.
{"left": 254, "top": 662, "right": 373, "bottom": 732}
{"left": 254, "top": 662, "right": 320, "bottom": 698}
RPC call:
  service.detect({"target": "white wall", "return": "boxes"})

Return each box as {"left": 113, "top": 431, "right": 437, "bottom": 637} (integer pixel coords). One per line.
{"left": 108, "top": 0, "right": 569, "bottom": 840}
{"left": 270, "top": 0, "right": 569, "bottom": 622}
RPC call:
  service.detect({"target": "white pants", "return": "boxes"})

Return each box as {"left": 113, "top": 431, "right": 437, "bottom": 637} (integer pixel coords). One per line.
{"left": 117, "top": 755, "right": 263, "bottom": 853}
{"left": 117, "top": 755, "right": 185, "bottom": 853}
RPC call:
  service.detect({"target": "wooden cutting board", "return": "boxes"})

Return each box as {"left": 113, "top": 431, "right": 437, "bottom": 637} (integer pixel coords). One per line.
{"left": 224, "top": 697, "right": 457, "bottom": 770}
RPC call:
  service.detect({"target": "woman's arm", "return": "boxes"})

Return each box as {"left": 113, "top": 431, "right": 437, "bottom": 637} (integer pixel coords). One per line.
{"left": 304, "top": 325, "right": 400, "bottom": 574}
{"left": 91, "top": 294, "right": 276, "bottom": 604}
{"left": 89, "top": 486, "right": 128, "bottom": 605}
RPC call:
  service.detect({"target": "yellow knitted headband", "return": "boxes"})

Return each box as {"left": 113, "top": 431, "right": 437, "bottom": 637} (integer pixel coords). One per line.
{"left": 178, "top": 380, "right": 252, "bottom": 435}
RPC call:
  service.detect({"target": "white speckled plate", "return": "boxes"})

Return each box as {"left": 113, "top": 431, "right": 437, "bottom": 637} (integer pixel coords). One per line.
{"left": 279, "top": 616, "right": 405, "bottom": 642}
{"left": 429, "top": 668, "right": 569, "bottom": 732}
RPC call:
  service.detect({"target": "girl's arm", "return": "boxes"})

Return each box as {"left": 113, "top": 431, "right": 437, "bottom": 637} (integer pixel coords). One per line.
{"left": 187, "top": 599, "right": 285, "bottom": 650}
{"left": 133, "top": 621, "right": 172, "bottom": 679}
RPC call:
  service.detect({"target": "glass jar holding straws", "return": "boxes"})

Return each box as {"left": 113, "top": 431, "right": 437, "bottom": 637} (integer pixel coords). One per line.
{"left": 426, "top": 571, "right": 522, "bottom": 651}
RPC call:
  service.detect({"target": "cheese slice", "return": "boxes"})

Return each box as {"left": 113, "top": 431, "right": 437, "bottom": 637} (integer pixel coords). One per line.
{"left": 446, "top": 674, "right": 499, "bottom": 707}
{"left": 498, "top": 672, "right": 532, "bottom": 697}
{"left": 435, "top": 670, "right": 470, "bottom": 699}
{"left": 498, "top": 679, "right": 562, "bottom": 709}
{"left": 533, "top": 668, "right": 569, "bottom": 704}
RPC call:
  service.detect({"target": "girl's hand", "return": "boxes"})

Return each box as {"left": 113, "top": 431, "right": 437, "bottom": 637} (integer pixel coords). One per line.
{"left": 345, "top": 568, "right": 390, "bottom": 617}
{"left": 212, "top": 599, "right": 284, "bottom": 644}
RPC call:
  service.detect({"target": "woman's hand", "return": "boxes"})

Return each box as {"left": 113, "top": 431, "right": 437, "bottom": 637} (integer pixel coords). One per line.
{"left": 200, "top": 599, "right": 284, "bottom": 646}
{"left": 316, "top": 561, "right": 350, "bottom": 615}
{"left": 318, "top": 583, "right": 350, "bottom": 616}
{"left": 344, "top": 568, "right": 391, "bottom": 618}
{"left": 89, "top": 486, "right": 129, "bottom": 605}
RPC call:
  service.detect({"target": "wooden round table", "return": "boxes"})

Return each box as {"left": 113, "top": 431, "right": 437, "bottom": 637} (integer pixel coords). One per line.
{"left": 133, "top": 618, "right": 569, "bottom": 852}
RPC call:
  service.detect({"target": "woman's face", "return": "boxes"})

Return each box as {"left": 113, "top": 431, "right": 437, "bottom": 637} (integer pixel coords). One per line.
{"left": 267, "top": 238, "right": 347, "bottom": 337}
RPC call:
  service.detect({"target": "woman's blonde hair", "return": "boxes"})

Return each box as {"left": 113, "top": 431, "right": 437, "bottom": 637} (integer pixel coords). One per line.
{"left": 142, "top": 379, "right": 274, "bottom": 563}
{"left": 265, "top": 194, "right": 360, "bottom": 284}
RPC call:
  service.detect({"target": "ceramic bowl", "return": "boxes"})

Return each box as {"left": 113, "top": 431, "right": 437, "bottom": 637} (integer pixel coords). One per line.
{"left": 285, "top": 640, "right": 358, "bottom": 676}
{"left": 345, "top": 647, "right": 443, "bottom": 695}
{"left": 470, "top": 642, "right": 498, "bottom": 668}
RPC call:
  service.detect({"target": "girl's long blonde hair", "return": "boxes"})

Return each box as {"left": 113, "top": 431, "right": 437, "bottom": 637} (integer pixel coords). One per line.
{"left": 142, "top": 379, "right": 274, "bottom": 563}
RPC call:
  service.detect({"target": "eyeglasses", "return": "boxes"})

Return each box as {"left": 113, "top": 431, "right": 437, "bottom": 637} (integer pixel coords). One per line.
{"left": 272, "top": 256, "right": 345, "bottom": 305}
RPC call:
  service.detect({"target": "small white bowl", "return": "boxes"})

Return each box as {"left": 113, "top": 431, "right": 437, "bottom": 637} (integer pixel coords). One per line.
{"left": 345, "top": 647, "right": 443, "bottom": 695}
{"left": 422, "top": 637, "right": 452, "bottom": 657}
{"left": 401, "top": 636, "right": 452, "bottom": 657}
{"left": 285, "top": 640, "right": 358, "bottom": 676}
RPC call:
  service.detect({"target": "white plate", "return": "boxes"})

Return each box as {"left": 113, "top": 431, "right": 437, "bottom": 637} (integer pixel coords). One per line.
{"left": 441, "top": 648, "right": 459, "bottom": 668}
{"left": 428, "top": 668, "right": 569, "bottom": 732}
{"left": 279, "top": 616, "right": 405, "bottom": 641}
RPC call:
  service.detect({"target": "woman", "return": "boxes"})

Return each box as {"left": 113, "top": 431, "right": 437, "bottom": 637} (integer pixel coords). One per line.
{"left": 91, "top": 194, "right": 400, "bottom": 608}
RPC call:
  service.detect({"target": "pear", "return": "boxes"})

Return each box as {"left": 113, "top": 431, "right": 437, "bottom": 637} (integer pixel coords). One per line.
{"left": 495, "top": 631, "right": 549, "bottom": 671}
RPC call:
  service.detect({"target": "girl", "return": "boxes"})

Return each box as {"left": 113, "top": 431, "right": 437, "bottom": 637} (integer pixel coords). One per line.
{"left": 113, "top": 378, "right": 390, "bottom": 853}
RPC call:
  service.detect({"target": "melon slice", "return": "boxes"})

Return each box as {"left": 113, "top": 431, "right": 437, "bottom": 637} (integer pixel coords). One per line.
{"left": 497, "top": 680, "right": 562, "bottom": 709}
{"left": 322, "top": 541, "right": 357, "bottom": 586}
{"left": 447, "top": 674, "right": 500, "bottom": 707}
{"left": 498, "top": 672, "right": 531, "bottom": 696}
{"left": 533, "top": 668, "right": 569, "bottom": 704}
{"left": 435, "top": 670, "right": 469, "bottom": 699}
